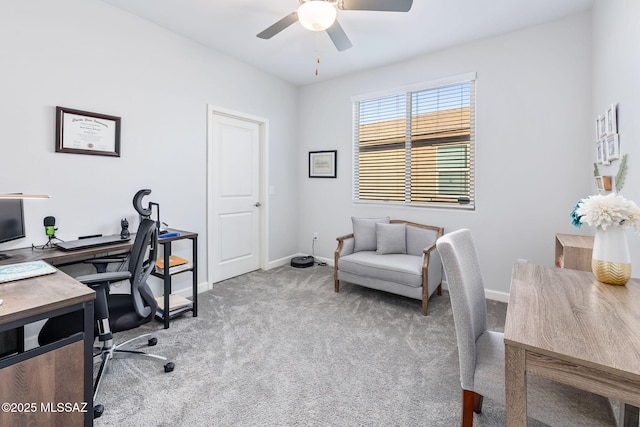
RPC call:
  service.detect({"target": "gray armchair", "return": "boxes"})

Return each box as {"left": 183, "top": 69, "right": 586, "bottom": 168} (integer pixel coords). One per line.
{"left": 334, "top": 217, "right": 443, "bottom": 315}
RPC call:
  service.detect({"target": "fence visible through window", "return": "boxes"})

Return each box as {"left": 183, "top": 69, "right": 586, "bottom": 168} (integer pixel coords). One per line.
{"left": 353, "top": 76, "right": 475, "bottom": 208}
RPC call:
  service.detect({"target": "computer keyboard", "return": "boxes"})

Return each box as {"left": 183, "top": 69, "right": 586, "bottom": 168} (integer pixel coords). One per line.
{"left": 0, "top": 260, "right": 57, "bottom": 283}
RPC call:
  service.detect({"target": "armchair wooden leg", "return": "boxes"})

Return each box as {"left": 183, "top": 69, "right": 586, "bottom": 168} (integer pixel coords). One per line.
{"left": 334, "top": 278, "right": 339, "bottom": 293}
{"left": 437, "top": 283, "right": 442, "bottom": 296}
{"left": 422, "top": 297, "right": 428, "bottom": 316}
{"left": 462, "top": 389, "right": 483, "bottom": 427}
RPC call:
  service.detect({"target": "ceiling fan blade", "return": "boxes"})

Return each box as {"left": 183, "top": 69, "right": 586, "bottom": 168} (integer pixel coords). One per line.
{"left": 326, "top": 20, "right": 352, "bottom": 51}
{"left": 338, "top": 0, "right": 413, "bottom": 12}
{"left": 256, "top": 11, "right": 298, "bottom": 39}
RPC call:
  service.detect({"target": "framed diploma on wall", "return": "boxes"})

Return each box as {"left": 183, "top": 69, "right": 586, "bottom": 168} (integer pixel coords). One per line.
{"left": 55, "top": 106, "right": 121, "bottom": 157}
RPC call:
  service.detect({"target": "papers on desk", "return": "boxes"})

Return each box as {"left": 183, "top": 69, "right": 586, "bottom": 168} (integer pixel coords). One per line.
{"left": 0, "top": 260, "right": 57, "bottom": 283}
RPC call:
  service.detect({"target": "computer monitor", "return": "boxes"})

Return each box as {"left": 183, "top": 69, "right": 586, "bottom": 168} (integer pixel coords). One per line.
{"left": 0, "top": 198, "right": 25, "bottom": 260}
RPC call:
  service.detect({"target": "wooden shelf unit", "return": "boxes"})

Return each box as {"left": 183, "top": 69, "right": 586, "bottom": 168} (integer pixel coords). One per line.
{"left": 151, "top": 229, "right": 198, "bottom": 329}
{"left": 555, "top": 233, "right": 594, "bottom": 271}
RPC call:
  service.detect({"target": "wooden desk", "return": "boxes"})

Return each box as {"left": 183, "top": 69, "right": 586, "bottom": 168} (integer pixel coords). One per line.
{"left": 0, "top": 270, "right": 95, "bottom": 427}
{"left": 504, "top": 263, "right": 640, "bottom": 426}
{"left": 0, "top": 241, "right": 129, "bottom": 426}
{"left": 1, "top": 230, "right": 199, "bottom": 331}
{"left": 0, "top": 239, "right": 132, "bottom": 355}
{"left": 0, "top": 239, "right": 133, "bottom": 267}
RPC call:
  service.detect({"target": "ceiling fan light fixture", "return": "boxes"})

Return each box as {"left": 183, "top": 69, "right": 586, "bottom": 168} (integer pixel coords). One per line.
{"left": 298, "top": 1, "right": 337, "bottom": 32}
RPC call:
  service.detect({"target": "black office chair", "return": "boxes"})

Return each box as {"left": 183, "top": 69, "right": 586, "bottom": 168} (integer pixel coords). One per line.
{"left": 38, "top": 218, "right": 174, "bottom": 410}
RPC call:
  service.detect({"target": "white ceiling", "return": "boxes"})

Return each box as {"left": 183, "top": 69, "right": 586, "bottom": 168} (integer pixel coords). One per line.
{"left": 99, "top": 0, "right": 594, "bottom": 86}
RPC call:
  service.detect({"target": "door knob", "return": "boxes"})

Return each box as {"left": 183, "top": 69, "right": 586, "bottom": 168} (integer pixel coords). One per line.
{"left": 254, "top": 202, "right": 261, "bottom": 207}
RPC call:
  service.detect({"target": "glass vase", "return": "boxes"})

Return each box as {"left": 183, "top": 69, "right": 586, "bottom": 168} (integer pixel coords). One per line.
{"left": 591, "top": 225, "right": 632, "bottom": 285}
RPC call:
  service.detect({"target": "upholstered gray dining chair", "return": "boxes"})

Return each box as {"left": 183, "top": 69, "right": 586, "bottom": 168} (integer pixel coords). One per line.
{"left": 436, "top": 229, "right": 615, "bottom": 427}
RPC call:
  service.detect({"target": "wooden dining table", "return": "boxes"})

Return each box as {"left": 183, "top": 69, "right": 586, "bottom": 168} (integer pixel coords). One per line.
{"left": 504, "top": 262, "right": 640, "bottom": 425}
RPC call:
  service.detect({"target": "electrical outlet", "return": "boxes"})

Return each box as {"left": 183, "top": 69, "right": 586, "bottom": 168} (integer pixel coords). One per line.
{"left": 313, "top": 232, "right": 319, "bottom": 240}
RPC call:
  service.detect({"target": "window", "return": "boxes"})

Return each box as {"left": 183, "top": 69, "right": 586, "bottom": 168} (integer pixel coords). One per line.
{"left": 352, "top": 74, "right": 475, "bottom": 208}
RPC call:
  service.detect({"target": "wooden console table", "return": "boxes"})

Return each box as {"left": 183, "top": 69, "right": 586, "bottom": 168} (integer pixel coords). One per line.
{"left": 0, "top": 270, "right": 95, "bottom": 427}
{"left": 504, "top": 263, "right": 640, "bottom": 426}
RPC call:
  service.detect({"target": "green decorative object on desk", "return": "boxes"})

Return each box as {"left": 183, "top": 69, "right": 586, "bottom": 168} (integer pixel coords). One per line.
{"left": 571, "top": 193, "right": 640, "bottom": 285}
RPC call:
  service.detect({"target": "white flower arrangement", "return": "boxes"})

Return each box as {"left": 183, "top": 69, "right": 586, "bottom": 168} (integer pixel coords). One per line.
{"left": 571, "top": 193, "right": 640, "bottom": 232}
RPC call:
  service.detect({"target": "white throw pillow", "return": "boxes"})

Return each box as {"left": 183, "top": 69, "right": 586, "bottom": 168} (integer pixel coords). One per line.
{"left": 351, "top": 216, "right": 390, "bottom": 252}
{"left": 376, "top": 223, "right": 407, "bottom": 255}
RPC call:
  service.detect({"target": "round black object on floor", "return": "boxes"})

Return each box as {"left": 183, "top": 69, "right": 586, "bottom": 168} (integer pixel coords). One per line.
{"left": 291, "top": 256, "right": 314, "bottom": 268}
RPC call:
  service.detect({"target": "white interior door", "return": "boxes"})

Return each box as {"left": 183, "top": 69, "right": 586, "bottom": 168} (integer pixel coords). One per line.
{"left": 208, "top": 108, "right": 264, "bottom": 283}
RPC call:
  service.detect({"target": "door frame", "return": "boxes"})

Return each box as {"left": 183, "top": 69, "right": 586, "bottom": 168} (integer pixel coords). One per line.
{"left": 206, "top": 104, "right": 269, "bottom": 287}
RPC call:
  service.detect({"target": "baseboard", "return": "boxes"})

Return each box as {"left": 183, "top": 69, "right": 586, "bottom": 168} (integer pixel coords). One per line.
{"left": 172, "top": 281, "right": 209, "bottom": 297}
{"left": 441, "top": 280, "right": 509, "bottom": 303}
{"left": 271, "top": 259, "right": 510, "bottom": 302}
{"left": 313, "top": 255, "right": 333, "bottom": 266}
{"left": 267, "top": 253, "right": 334, "bottom": 270}
{"left": 485, "top": 289, "right": 509, "bottom": 303}
{"left": 266, "top": 255, "right": 297, "bottom": 270}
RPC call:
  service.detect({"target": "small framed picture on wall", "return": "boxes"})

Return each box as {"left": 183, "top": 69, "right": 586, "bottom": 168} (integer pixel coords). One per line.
{"left": 309, "top": 150, "right": 337, "bottom": 178}
{"left": 597, "top": 115, "right": 606, "bottom": 139}
{"left": 596, "top": 140, "right": 604, "bottom": 164}
{"left": 595, "top": 175, "right": 612, "bottom": 192}
{"left": 600, "top": 138, "right": 610, "bottom": 165}
{"left": 607, "top": 134, "right": 620, "bottom": 160}
{"left": 606, "top": 104, "right": 617, "bottom": 135}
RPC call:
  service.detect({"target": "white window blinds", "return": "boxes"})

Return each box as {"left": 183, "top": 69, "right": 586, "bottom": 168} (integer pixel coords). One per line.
{"left": 353, "top": 76, "right": 475, "bottom": 208}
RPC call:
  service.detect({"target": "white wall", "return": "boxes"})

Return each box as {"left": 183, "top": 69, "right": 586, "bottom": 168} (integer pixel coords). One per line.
{"left": 5, "top": 1, "right": 635, "bottom": 302}
{"left": 0, "top": 0, "right": 299, "bottom": 295}
{"left": 591, "top": 0, "right": 640, "bottom": 268}
{"left": 297, "top": 13, "right": 593, "bottom": 299}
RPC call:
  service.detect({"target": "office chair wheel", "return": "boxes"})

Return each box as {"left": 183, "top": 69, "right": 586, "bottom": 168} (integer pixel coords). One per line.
{"left": 164, "top": 362, "right": 175, "bottom": 372}
{"left": 148, "top": 337, "right": 158, "bottom": 346}
{"left": 93, "top": 404, "right": 104, "bottom": 419}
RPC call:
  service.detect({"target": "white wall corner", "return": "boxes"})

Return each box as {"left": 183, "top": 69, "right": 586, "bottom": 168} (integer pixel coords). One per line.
{"left": 173, "top": 281, "right": 211, "bottom": 297}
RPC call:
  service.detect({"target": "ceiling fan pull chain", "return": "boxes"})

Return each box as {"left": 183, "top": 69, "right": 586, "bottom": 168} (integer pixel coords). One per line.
{"left": 314, "top": 32, "right": 321, "bottom": 76}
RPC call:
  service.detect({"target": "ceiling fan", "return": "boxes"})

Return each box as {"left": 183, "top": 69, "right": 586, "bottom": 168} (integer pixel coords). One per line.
{"left": 257, "top": 0, "right": 413, "bottom": 52}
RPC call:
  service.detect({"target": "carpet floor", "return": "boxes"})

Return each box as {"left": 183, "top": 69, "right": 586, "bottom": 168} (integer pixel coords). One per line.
{"left": 93, "top": 265, "right": 615, "bottom": 427}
